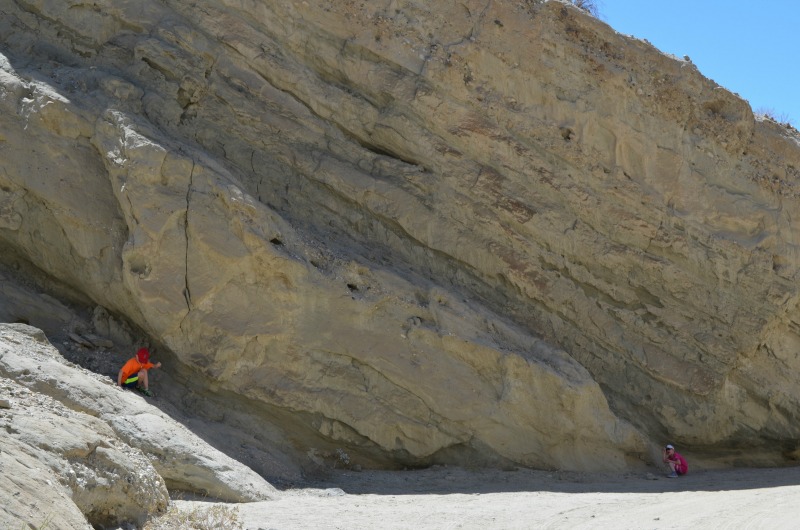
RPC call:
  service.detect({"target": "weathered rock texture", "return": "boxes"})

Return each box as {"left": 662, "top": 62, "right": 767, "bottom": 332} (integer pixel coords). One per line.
{"left": 1, "top": 0, "right": 800, "bottom": 474}
{"left": 0, "top": 323, "right": 276, "bottom": 528}
{"left": 0, "top": 325, "right": 168, "bottom": 528}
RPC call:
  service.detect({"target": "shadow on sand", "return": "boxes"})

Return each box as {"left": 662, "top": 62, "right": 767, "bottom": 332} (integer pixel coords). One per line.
{"left": 308, "top": 464, "right": 800, "bottom": 496}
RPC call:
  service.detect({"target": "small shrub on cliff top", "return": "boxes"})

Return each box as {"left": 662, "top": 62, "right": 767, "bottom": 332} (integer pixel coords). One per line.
{"left": 569, "top": 0, "right": 601, "bottom": 17}
{"left": 755, "top": 107, "right": 795, "bottom": 128}
{"left": 527, "top": 0, "right": 601, "bottom": 17}
{"left": 143, "top": 504, "right": 243, "bottom": 530}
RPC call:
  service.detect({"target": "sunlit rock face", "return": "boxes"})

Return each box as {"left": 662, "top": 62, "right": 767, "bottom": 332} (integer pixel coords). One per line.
{"left": 1, "top": 0, "right": 799, "bottom": 472}
{"left": 0, "top": 323, "right": 277, "bottom": 528}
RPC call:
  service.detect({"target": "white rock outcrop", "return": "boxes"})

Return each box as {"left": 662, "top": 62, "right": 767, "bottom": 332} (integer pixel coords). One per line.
{"left": 0, "top": 323, "right": 275, "bottom": 528}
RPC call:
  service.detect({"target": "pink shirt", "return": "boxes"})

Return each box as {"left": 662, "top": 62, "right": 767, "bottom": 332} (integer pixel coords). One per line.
{"left": 669, "top": 452, "right": 688, "bottom": 474}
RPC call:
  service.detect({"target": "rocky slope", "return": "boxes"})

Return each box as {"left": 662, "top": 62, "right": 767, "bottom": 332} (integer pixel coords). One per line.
{"left": 0, "top": 323, "right": 275, "bottom": 528}
{"left": 1, "top": 0, "right": 800, "bottom": 485}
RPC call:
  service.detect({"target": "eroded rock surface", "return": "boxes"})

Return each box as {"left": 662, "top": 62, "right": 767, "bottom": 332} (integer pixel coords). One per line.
{"left": 1, "top": 0, "right": 799, "bottom": 474}
{"left": 0, "top": 323, "right": 275, "bottom": 528}
{"left": 0, "top": 327, "right": 168, "bottom": 528}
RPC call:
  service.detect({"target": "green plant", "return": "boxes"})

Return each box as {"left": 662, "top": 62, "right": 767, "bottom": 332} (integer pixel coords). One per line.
{"left": 334, "top": 448, "right": 351, "bottom": 468}
{"left": 143, "top": 504, "right": 243, "bottom": 530}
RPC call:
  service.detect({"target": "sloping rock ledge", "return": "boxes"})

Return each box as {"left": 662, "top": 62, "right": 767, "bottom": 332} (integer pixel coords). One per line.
{"left": 0, "top": 323, "right": 276, "bottom": 529}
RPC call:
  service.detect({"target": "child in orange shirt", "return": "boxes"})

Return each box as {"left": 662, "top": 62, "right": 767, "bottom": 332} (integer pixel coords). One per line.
{"left": 117, "top": 347, "right": 161, "bottom": 397}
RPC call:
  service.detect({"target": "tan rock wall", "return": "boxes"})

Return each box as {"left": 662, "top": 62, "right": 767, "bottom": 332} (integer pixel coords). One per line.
{"left": 1, "top": 0, "right": 800, "bottom": 472}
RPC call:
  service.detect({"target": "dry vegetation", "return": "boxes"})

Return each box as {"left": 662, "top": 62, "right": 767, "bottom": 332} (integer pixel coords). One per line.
{"left": 143, "top": 504, "right": 243, "bottom": 530}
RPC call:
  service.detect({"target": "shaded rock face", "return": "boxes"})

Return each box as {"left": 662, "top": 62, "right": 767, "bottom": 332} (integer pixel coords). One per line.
{"left": 1, "top": 0, "right": 799, "bottom": 473}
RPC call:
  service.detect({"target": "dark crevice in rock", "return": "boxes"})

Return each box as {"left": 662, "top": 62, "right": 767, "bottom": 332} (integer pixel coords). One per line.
{"left": 354, "top": 136, "right": 426, "bottom": 170}
{"left": 183, "top": 160, "right": 195, "bottom": 312}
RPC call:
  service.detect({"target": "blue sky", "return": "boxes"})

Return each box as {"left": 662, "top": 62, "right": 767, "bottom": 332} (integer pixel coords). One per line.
{"left": 599, "top": 0, "right": 798, "bottom": 125}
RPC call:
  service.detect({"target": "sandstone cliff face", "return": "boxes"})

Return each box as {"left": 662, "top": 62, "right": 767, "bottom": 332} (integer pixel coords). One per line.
{"left": 1, "top": 0, "right": 799, "bottom": 473}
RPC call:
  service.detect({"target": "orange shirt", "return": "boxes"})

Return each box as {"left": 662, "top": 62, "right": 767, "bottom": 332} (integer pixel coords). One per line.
{"left": 120, "top": 357, "right": 155, "bottom": 382}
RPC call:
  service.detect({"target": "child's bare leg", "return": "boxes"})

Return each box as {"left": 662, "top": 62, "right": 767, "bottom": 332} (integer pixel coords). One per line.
{"left": 138, "top": 369, "right": 149, "bottom": 390}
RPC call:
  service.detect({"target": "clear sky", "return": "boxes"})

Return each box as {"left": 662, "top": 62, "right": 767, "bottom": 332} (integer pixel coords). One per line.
{"left": 598, "top": 0, "right": 798, "bottom": 125}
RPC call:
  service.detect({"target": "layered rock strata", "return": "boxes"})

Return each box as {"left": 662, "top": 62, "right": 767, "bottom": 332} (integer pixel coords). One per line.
{"left": 1, "top": 0, "right": 799, "bottom": 472}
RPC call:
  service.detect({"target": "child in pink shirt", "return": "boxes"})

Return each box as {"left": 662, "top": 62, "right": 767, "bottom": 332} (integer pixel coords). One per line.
{"left": 663, "top": 444, "right": 688, "bottom": 478}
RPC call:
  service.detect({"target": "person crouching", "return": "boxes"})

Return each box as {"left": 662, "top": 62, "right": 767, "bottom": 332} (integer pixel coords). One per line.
{"left": 662, "top": 444, "right": 688, "bottom": 478}
{"left": 118, "top": 347, "right": 161, "bottom": 397}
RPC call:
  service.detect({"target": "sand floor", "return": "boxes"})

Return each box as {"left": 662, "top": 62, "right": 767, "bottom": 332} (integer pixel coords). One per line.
{"left": 173, "top": 464, "right": 800, "bottom": 529}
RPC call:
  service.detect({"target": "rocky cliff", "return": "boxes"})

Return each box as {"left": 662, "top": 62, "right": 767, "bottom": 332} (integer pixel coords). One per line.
{"left": 2, "top": 0, "right": 800, "bottom": 481}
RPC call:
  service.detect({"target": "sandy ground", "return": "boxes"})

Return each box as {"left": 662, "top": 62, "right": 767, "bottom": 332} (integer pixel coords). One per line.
{"left": 173, "top": 465, "right": 800, "bottom": 529}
